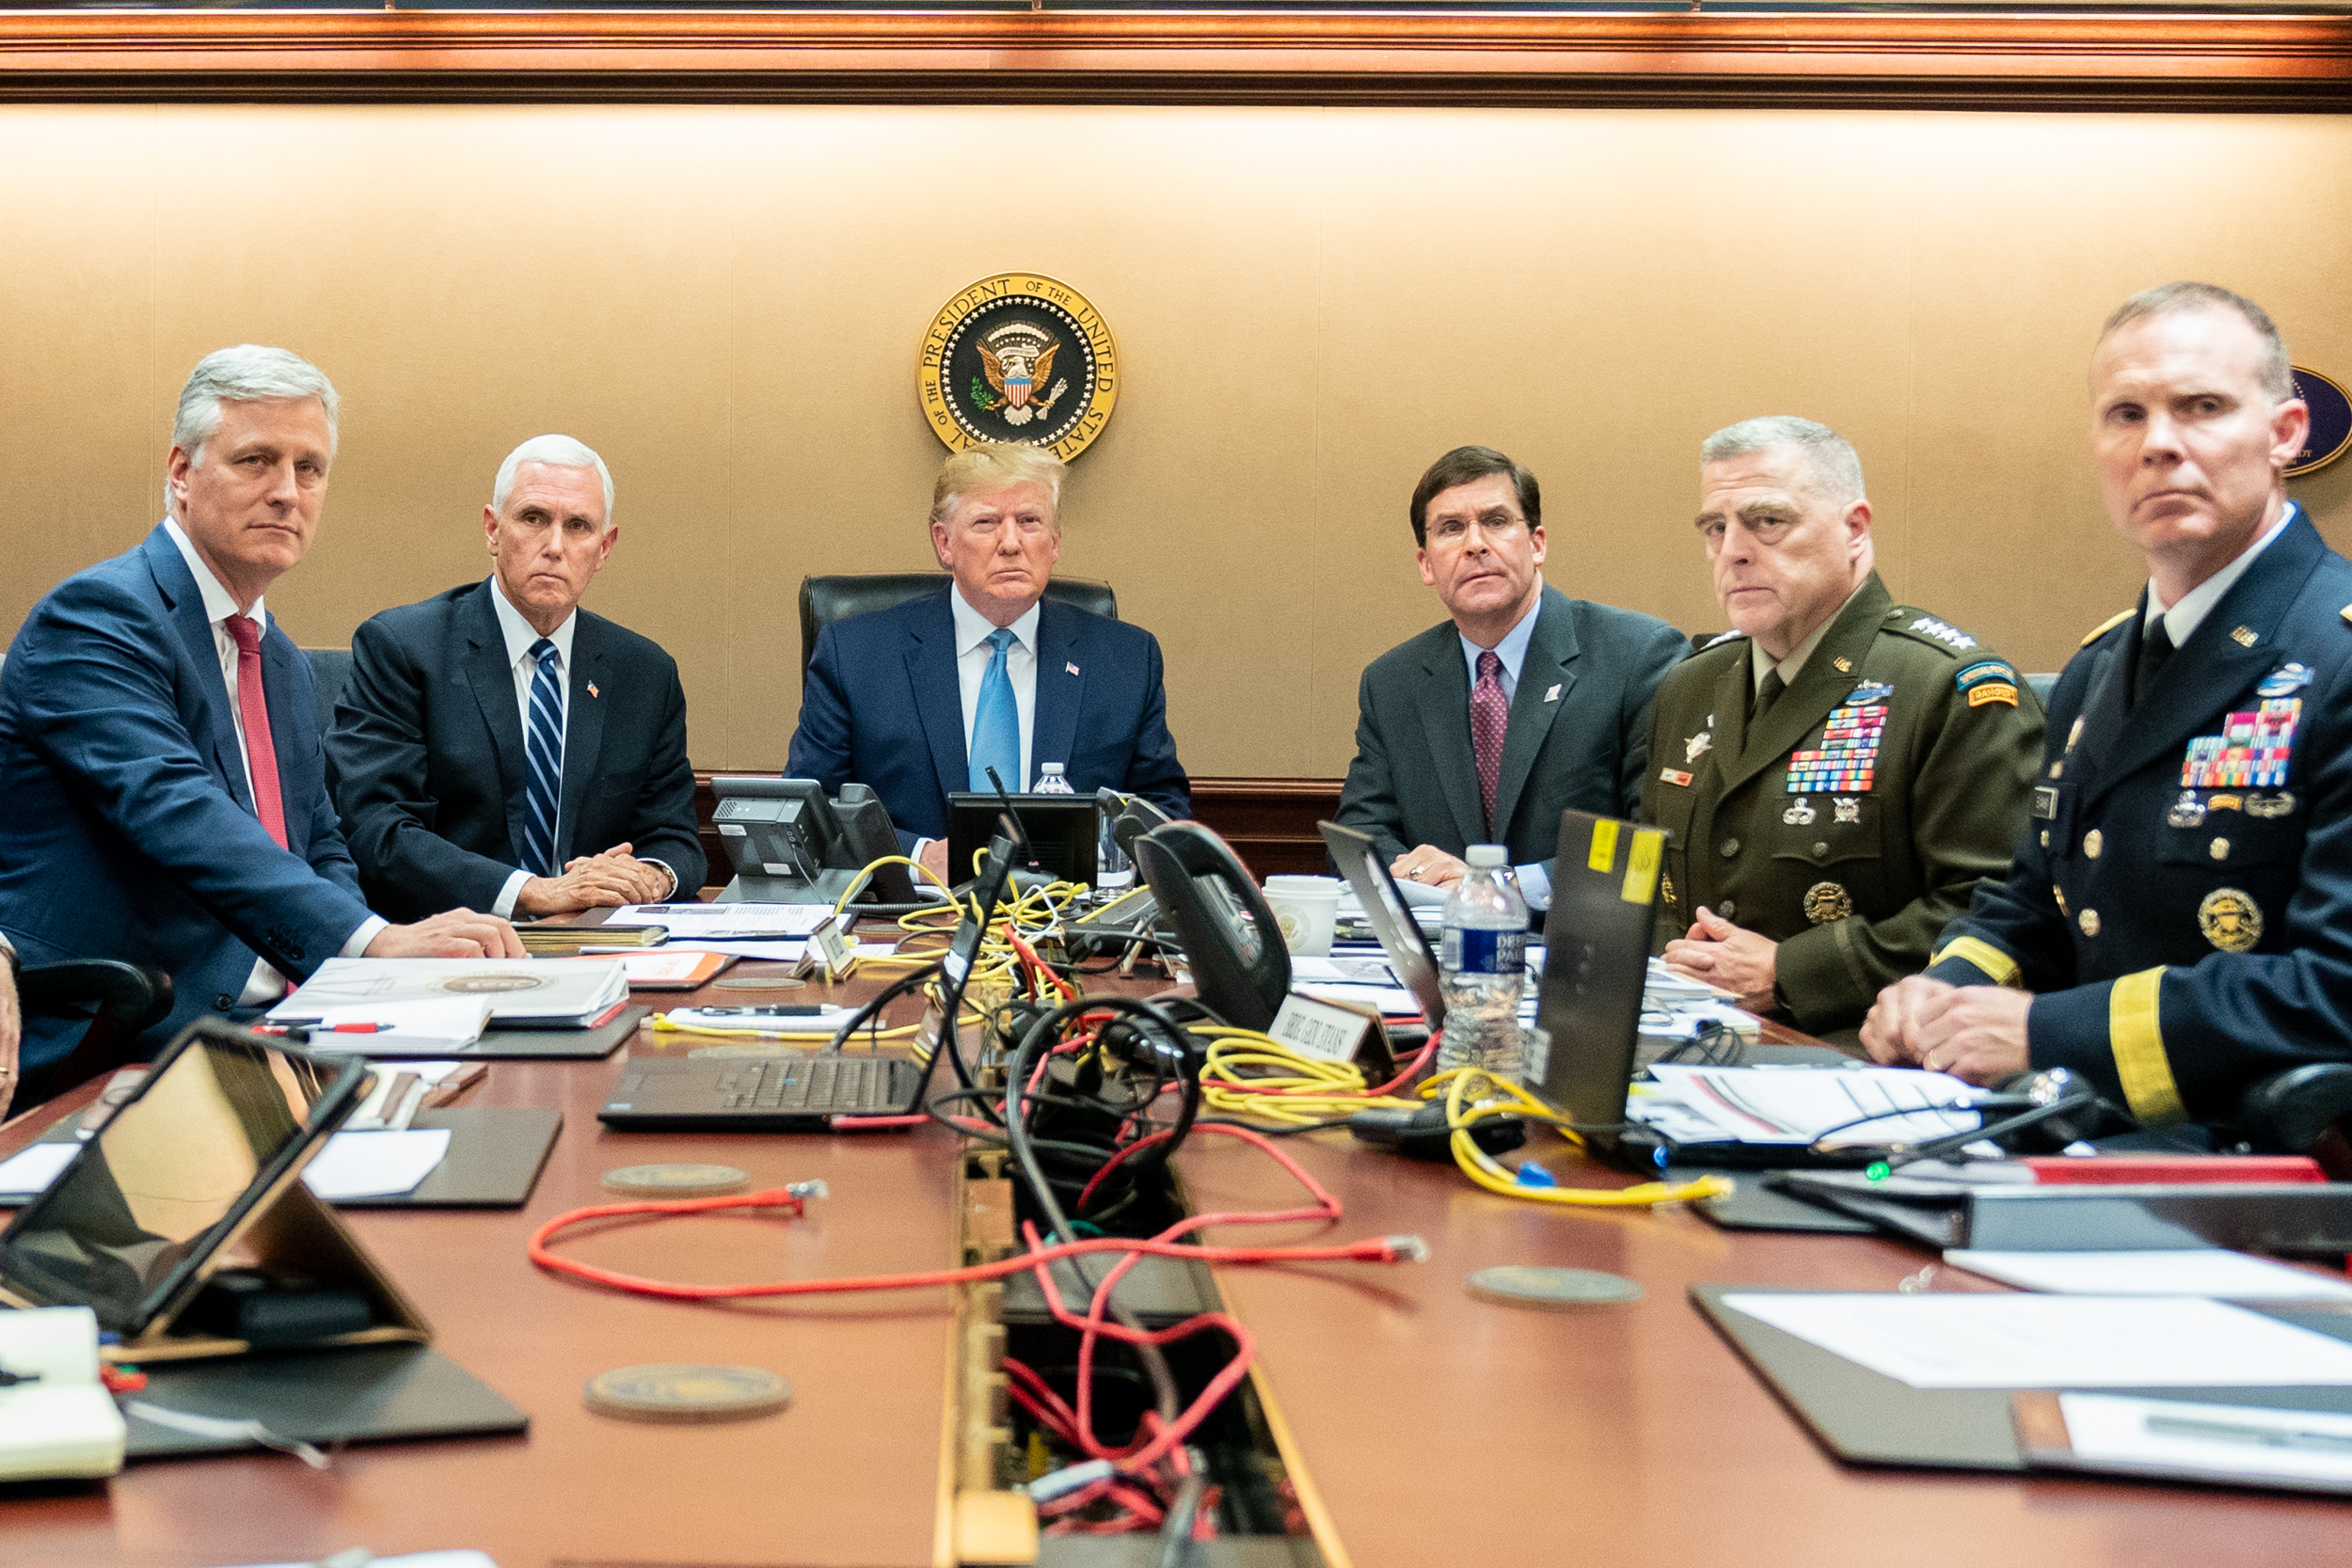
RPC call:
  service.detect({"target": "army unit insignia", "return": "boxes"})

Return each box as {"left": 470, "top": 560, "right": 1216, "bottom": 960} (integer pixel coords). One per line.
{"left": 1782, "top": 797, "right": 1818, "bottom": 826}
{"left": 1907, "top": 616, "right": 1979, "bottom": 652}
{"left": 918, "top": 273, "right": 1119, "bottom": 460}
{"left": 2231, "top": 626, "right": 2259, "bottom": 648}
{"left": 1834, "top": 797, "right": 1861, "bottom": 824}
{"left": 1787, "top": 691, "right": 1886, "bottom": 795}
{"left": 2258, "top": 662, "right": 2314, "bottom": 698}
{"left": 2198, "top": 887, "right": 2264, "bottom": 953}
{"left": 2181, "top": 697, "right": 2299, "bottom": 790}
{"left": 1802, "top": 881, "right": 1852, "bottom": 925}
{"left": 1685, "top": 731, "right": 1711, "bottom": 763}
{"left": 1955, "top": 659, "right": 2019, "bottom": 708}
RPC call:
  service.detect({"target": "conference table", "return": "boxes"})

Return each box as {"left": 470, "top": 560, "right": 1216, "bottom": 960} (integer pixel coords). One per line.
{"left": 5, "top": 946, "right": 2348, "bottom": 1567}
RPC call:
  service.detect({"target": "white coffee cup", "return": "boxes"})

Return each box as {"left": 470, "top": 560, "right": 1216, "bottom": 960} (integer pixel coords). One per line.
{"left": 1263, "top": 876, "right": 1343, "bottom": 958}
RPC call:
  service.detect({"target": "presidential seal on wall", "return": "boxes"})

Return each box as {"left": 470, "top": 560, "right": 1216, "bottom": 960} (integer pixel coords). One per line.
{"left": 918, "top": 273, "right": 1119, "bottom": 462}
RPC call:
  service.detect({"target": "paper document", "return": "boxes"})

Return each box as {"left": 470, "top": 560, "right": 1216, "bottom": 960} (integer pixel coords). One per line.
{"left": 615, "top": 903, "right": 834, "bottom": 938}
{"left": 0, "top": 1143, "right": 78, "bottom": 1197}
{"left": 0, "top": 1307, "right": 124, "bottom": 1481}
{"left": 1293, "top": 983, "right": 1425, "bottom": 1017}
{"left": 1947, "top": 1249, "right": 2352, "bottom": 1302}
{"left": 1644, "top": 1063, "right": 1980, "bottom": 1146}
{"left": 273, "top": 958, "right": 626, "bottom": 1028}
{"left": 1288, "top": 957, "right": 1402, "bottom": 986}
{"left": 1722, "top": 1292, "right": 2352, "bottom": 1389}
{"left": 270, "top": 995, "right": 493, "bottom": 1051}
{"left": 660, "top": 939, "right": 811, "bottom": 960}
{"left": 2052, "top": 1392, "right": 2352, "bottom": 1489}
{"left": 300, "top": 1129, "right": 453, "bottom": 1200}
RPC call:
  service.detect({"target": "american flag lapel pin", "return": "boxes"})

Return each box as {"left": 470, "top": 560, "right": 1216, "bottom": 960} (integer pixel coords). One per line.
{"left": 1066, "top": 662, "right": 1081, "bottom": 677}
{"left": 587, "top": 681, "right": 600, "bottom": 699}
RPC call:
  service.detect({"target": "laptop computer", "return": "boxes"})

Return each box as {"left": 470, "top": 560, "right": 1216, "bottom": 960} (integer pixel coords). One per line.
{"left": 948, "top": 792, "right": 1099, "bottom": 888}
{"left": 1533, "top": 808, "right": 1883, "bottom": 1173}
{"left": 596, "top": 831, "right": 1017, "bottom": 1132}
{"left": 1316, "top": 819, "right": 1446, "bottom": 1036}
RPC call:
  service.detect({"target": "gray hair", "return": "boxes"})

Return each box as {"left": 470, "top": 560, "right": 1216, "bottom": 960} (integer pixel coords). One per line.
{"left": 1700, "top": 416, "right": 1866, "bottom": 509}
{"left": 167, "top": 345, "right": 339, "bottom": 506}
{"left": 2098, "top": 281, "right": 2296, "bottom": 404}
{"left": 492, "top": 434, "right": 615, "bottom": 528}
{"left": 930, "top": 443, "right": 1065, "bottom": 531}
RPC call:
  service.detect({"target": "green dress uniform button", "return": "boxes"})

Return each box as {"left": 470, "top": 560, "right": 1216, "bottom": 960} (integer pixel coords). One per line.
{"left": 2079, "top": 908, "right": 2101, "bottom": 937}
{"left": 1720, "top": 838, "right": 1740, "bottom": 858}
{"left": 1717, "top": 899, "right": 1738, "bottom": 921}
{"left": 1812, "top": 841, "right": 1829, "bottom": 857}
{"left": 2084, "top": 830, "right": 2103, "bottom": 859}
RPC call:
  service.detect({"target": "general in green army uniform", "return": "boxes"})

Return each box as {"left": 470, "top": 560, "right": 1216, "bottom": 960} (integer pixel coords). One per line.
{"left": 1641, "top": 418, "right": 2045, "bottom": 1039}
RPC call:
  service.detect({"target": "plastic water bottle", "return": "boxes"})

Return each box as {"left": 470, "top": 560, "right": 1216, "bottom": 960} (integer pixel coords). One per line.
{"left": 1437, "top": 845, "right": 1529, "bottom": 1081}
{"left": 1034, "top": 763, "right": 1073, "bottom": 795}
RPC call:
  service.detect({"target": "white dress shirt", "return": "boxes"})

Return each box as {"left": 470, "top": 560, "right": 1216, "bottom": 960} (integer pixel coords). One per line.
{"left": 162, "top": 518, "right": 386, "bottom": 1000}
{"left": 2143, "top": 503, "right": 2296, "bottom": 646}
{"left": 484, "top": 576, "right": 674, "bottom": 916}
{"left": 1455, "top": 595, "right": 1552, "bottom": 909}
{"left": 950, "top": 584, "right": 1042, "bottom": 792}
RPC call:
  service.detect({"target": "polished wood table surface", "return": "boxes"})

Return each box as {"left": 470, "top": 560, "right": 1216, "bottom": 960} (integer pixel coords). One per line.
{"left": 8, "top": 959, "right": 2352, "bottom": 1566}
{"left": 2, "top": 959, "right": 964, "bottom": 1568}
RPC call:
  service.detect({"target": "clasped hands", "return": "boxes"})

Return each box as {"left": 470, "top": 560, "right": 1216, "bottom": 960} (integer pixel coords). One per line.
{"left": 516, "top": 842, "right": 672, "bottom": 917}
{"left": 1860, "top": 975, "right": 2031, "bottom": 1085}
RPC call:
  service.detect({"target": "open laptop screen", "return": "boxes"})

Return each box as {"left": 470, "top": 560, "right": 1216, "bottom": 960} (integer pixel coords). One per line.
{"left": 1316, "top": 819, "right": 1446, "bottom": 1028}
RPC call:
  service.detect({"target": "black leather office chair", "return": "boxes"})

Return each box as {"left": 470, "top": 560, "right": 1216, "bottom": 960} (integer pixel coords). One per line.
{"left": 2233, "top": 1064, "right": 2352, "bottom": 1175}
{"left": 2026, "top": 673, "right": 2058, "bottom": 707}
{"left": 12, "top": 959, "right": 174, "bottom": 1115}
{"left": 797, "top": 574, "right": 1117, "bottom": 680}
{"left": 303, "top": 646, "right": 356, "bottom": 736}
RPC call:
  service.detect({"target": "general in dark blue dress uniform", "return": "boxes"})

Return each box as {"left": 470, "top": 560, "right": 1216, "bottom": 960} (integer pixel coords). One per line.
{"left": 1864, "top": 283, "right": 2350, "bottom": 1130}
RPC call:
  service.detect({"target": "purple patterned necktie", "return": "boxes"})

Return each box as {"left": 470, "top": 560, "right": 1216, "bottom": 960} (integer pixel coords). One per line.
{"left": 1471, "top": 649, "right": 1508, "bottom": 835}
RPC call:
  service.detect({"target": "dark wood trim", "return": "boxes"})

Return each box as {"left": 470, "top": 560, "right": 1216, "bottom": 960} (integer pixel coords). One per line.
{"left": 2, "top": 12, "right": 2349, "bottom": 110}
{"left": 691, "top": 769, "right": 1340, "bottom": 886}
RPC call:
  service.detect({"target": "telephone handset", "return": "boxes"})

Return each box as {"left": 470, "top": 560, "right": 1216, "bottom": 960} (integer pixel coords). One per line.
{"left": 1131, "top": 821, "right": 1292, "bottom": 1031}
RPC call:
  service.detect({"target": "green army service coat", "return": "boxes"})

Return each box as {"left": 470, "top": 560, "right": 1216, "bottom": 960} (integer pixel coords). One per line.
{"left": 1640, "top": 573, "right": 2045, "bottom": 1036}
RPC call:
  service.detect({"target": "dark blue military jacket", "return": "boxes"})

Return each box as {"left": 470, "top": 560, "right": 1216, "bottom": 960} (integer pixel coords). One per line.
{"left": 1928, "top": 507, "right": 2352, "bottom": 1126}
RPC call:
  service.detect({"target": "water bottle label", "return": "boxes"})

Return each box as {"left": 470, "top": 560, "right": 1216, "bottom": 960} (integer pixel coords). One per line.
{"left": 1441, "top": 927, "right": 1526, "bottom": 976}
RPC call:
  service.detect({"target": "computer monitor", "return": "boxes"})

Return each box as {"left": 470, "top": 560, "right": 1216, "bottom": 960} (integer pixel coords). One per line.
{"left": 947, "top": 792, "right": 1100, "bottom": 887}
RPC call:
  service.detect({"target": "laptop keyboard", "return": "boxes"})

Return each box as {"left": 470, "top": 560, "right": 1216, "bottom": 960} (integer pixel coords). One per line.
{"left": 715, "top": 1056, "right": 895, "bottom": 1114}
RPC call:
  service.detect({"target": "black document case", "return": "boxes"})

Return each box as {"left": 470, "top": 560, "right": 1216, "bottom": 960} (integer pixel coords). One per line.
{"left": 333, "top": 1107, "right": 563, "bottom": 1210}
{"left": 126, "top": 1343, "right": 528, "bottom": 1460}
{"left": 1692, "top": 1283, "right": 2352, "bottom": 1472}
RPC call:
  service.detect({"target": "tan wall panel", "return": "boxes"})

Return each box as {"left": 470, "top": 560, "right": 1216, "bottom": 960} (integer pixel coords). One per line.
{"left": 4, "top": 104, "right": 2349, "bottom": 781}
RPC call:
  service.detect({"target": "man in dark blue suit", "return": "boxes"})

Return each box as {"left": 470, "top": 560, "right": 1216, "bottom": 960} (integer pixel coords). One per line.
{"left": 787, "top": 443, "right": 1189, "bottom": 884}
{"left": 0, "top": 346, "right": 520, "bottom": 1111}
{"left": 327, "top": 436, "right": 705, "bottom": 922}
{"left": 1866, "top": 284, "right": 2352, "bottom": 1130}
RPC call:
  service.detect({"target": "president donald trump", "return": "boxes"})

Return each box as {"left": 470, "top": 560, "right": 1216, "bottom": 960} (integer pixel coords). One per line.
{"left": 786, "top": 443, "right": 1190, "bottom": 883}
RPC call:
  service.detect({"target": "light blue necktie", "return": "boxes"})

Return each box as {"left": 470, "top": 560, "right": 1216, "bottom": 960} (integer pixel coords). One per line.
{"left": 968, "top": 626, "right": 1022, "bottom": 793}
{"left": 522, "top": 638, "right": 565, "bottom": 877}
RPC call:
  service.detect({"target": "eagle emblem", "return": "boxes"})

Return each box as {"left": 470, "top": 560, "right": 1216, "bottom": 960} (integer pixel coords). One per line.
{"left": 975, "top": 322, "right": 1069, "bottom": 428}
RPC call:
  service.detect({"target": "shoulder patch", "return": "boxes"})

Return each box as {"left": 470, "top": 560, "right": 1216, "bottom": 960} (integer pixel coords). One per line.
{"left": 2082, "top": 608, "right": 2135, "bottom": 647}
{"left": 1886, "top": 610, "right": 1979, "bottom": 657}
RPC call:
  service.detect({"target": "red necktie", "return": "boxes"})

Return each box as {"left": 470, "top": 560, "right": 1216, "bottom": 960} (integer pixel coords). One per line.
{"left": 223, "top": 614, "right": 289, "bottom": 850}
{"left": 1471, "top": 649, "right": 1508, "bottom": 836}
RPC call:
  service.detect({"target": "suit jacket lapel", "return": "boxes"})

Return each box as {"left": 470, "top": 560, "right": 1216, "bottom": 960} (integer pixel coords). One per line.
{"left": 1415, "top": 632, "right": 1486, "bottom": 847}
{"left": 559, "top": 615, "right": 609, "bottom": 863}
{"left": 2079, "top": 515, "right": 2325, "bottom": 813}
{"left": 1492, "top": 591, "right": 1577, "bottom": 833}
{"left": 1715, "top": 576, "right": 1892, "bottom": 798}
{"left": 142, "top": 528, "right": 251, "bottom": 812}
{"left": 908, "top": 590, "right": 969, "bottom": 803}
{"left": 1033, "top": 603, "right": 1081, "bottom": 785}
{"left": 458, "top": 585, "right": 532, "bottom": 859}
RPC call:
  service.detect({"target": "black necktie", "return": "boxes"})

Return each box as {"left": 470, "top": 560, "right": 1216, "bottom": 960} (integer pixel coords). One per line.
{"left": 2134, "top": 618, "right": 2175, "bottom": 708}
{"left": 1755, "top": 670, "right": 1786, "bottom": 720}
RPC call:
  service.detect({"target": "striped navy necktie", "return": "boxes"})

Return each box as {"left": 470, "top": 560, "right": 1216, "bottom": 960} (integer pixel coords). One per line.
{"left": 523, "top": 638, "right": 564, "bottom": 877}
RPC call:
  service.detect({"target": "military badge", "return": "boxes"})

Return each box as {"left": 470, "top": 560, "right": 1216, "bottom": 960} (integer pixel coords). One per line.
{"left": 1834, "top": 797, "right": 1861, "bottom": 824}
{"left": 2198, "top": 887, "right": 2264, "bottom": 953}
{"left": 2031, "top": 786, "right": 2058, "bottom": 820}
{"left": 2182, "top": 698, "right": 2298, "bottom": 790}
{"left": 1955, "top": 659, "right": 2019, "bottom": 708}
{"left": 1660, "top": 767, "right": 1693, "bottom": 787}
{"left": 1906, "top": 615, "right": 1979, "bottom": 652}
{"left": 1802, "top": 881, "right": 1852, "bottom": 925}
{"left": 2247, "top": 791, "right": 2296, "bottom": 819}
{"left": 1782, "top": 797, "right": 1817, "bottom": 827}
{"left": 2258, "top": 663, "right": 2314, "bottom": 698}
{"left": 1685, "top": 731, "right": 1711, "bottom": 763}
{"left": 918, "top": 273, "right": 1119, "bottom": 460}
{"left": 2208, "top": 793, "right": 2244, "bottom": 813}
{"left": 2230, "top": 626, "right": 2258, "bottom": 648}
{"left": 1787, "top": 695, "right": 1885, "bottom": 795}
{"left": 2167, "top": 792, "right": 2207, "bottom": 829}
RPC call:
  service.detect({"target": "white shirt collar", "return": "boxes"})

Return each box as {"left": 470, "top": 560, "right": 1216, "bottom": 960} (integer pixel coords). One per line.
{"left": 163, "top": 516, "right": 265, "bottom": 634}
{"left": 950, "top": 582, "right": 1041, "bottom": 657}
{"left": 487, "top": 574, "right": 577, "bottom": 671}
{"left": 1458, "top": 593, "right": 1543, "bottom": 686}
{"left": 2145, "top": 502, "right": 2297, "bottom": 647}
